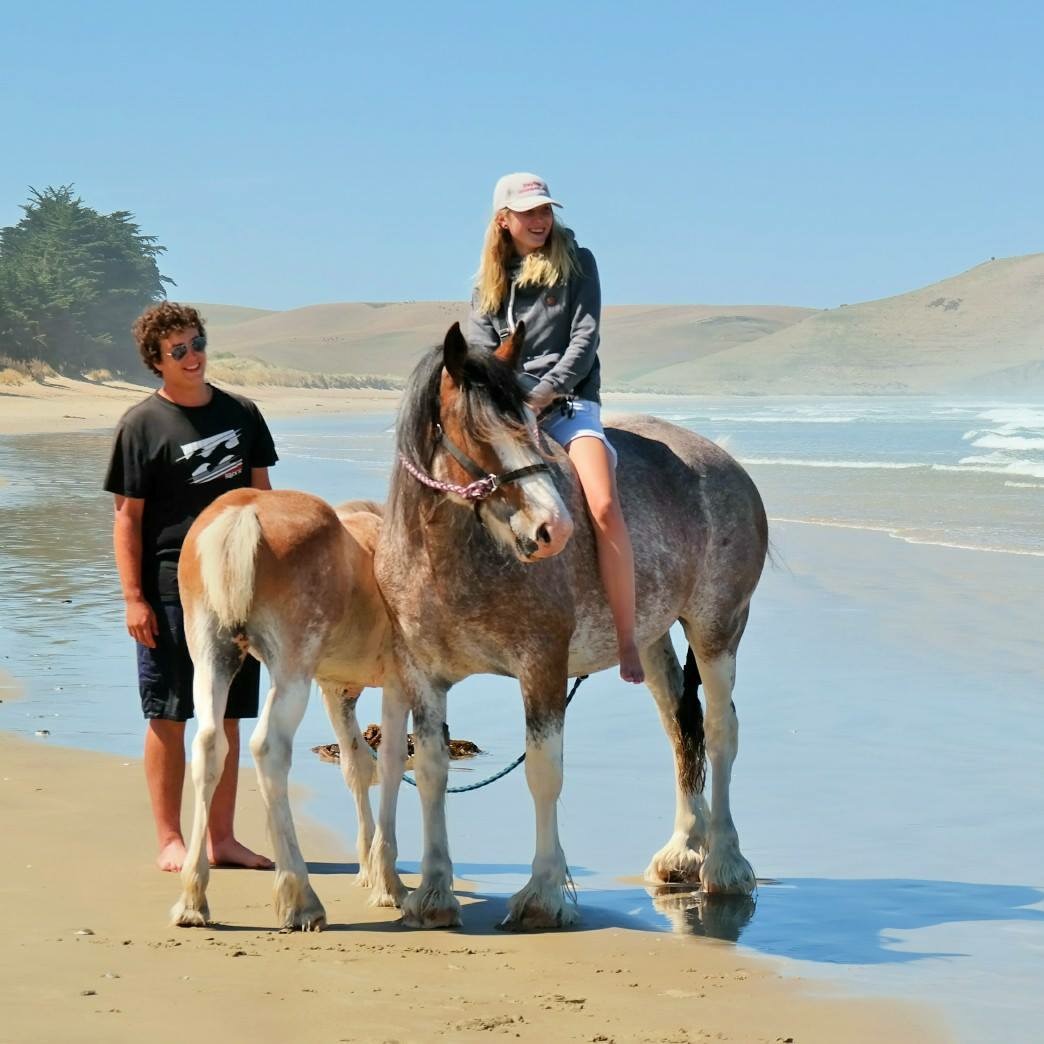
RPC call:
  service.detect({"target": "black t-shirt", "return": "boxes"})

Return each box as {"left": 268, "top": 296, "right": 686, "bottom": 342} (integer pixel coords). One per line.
{"left": 103, "top": 386, "right": 279, "bottom": 600}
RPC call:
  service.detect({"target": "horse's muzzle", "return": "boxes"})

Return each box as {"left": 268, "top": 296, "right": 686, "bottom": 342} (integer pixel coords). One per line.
{"left": 515, "top": 514, "right": 573, "bottom": 562}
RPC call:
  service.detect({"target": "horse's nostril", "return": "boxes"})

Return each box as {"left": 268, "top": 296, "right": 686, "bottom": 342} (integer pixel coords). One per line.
{"left": 536, "top": 524, "right": 551, "bottom": 545}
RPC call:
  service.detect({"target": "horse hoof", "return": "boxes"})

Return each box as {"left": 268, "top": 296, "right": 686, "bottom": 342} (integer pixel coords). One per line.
{"left": 400, "top": 888, "right": 461, "bottom": 928}
{"left": 644, "top": 843, "right": 704, "bottom": 885}
{"left": 699, "top": 847, "right": 756, "bottom": 896}
{"left": 503, "top": 886, "right": 580, "bottom": 931}
{"left": 170, "top": 898, "right": 210, "bottom": 928}
{"left": 368, "top": 882, "right": 408, "bottom": 909}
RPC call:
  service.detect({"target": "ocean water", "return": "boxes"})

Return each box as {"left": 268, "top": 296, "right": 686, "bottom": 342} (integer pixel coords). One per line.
{"left": 1, "top": 396, "right": 1042, "bottom": 1041}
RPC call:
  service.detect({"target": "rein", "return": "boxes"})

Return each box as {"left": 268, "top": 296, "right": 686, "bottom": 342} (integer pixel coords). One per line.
{"left": 399, "top": 423, "right": 549, "bottom": 502}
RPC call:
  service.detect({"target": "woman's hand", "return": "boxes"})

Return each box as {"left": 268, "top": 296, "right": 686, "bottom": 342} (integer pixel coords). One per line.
{"left": 526, "top": 382, "right": 556, "bottom": 413}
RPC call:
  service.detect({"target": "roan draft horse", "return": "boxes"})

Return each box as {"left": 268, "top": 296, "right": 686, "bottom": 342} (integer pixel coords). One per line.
{"left": 170, "top": 494, "right": 393, "bottom": 930}
{"left": 368, "top": 322, "right": 768, "bottom": 930}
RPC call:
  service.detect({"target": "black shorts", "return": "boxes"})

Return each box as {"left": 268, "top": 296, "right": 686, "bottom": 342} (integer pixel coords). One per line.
{"left": 137, "top": 601, "right": 261, "bottom": 722}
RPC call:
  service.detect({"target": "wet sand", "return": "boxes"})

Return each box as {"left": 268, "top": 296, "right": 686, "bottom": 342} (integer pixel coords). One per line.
{"left": 0, "top": 732, "right": 942, "bottom": 1043}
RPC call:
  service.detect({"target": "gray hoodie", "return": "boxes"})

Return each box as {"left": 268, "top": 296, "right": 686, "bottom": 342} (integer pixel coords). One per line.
{"left": 466, "top": 242, "right": 601, "bottom": 405}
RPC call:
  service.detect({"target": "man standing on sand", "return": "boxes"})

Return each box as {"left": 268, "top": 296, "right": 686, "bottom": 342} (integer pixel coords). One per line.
{"left": 104, "top": 302, "right": 277, "bottom": 872}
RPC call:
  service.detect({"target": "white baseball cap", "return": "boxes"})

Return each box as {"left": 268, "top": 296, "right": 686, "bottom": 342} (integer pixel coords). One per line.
{"left": 492, "top": 172, "right": 562, "bottom": 213}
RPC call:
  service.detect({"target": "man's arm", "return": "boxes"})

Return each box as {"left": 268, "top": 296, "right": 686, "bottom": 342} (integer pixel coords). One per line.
{"left": 112, "top": 495, "right": 158, "bottom": 648}
{"left": 251, "top": 467, "right": 272, "bottom": 490}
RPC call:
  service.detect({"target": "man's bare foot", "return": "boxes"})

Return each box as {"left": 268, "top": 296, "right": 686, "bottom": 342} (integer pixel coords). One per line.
{"left": 157, "top": 838, "right": 187, "bottom": 873}
{"left": 619, "top": 641, "right": 645, "bottom": 685}
{"left": 208, "top": 837, "right": 275, "bottom": 870}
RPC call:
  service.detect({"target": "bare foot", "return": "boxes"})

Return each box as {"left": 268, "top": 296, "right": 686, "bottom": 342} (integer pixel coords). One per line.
{"left": 156, "top": 838, "right": 187, "bottom": 873}
{"left": 619, "top": 641, "right": 645, "bottom": 685}
{"left": 208, "top": 837, "right": 275, "bottom": 870}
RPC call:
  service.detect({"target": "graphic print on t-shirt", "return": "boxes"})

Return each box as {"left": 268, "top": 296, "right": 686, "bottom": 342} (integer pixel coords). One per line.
{"left": 177, "top": 429, "right": 245, "bottom": 485}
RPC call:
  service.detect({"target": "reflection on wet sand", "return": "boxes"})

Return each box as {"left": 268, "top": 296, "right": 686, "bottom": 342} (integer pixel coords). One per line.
{"left": 645, "top": 881, "right": 759, "bottom": 941}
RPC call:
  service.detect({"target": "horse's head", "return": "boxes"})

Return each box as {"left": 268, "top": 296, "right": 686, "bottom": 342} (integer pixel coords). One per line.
{"left": 396, "top": 322, "right": 573, "bottom": 562}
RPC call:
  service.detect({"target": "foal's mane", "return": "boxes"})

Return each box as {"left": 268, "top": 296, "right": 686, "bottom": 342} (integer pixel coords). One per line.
{"left": 389, "top": 342, "right": 532, "bottom": 514}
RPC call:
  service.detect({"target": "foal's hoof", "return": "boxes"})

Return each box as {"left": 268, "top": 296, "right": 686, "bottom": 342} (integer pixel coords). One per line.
{"left": 170, "top": 898, "right": 210, "bottom": 928}
{"left": 280, "top": 907, "right": 327, "bottom": 933}
{"left": 400, "top": 885, "right": 461, "bottom": 928}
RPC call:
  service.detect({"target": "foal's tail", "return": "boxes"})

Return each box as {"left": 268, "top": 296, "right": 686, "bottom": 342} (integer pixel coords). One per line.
{"left": 194, "top": 503, "right": 263, "bottom": 629}
{"left": 681, "top": 647, "right": 707, "bottom": 794}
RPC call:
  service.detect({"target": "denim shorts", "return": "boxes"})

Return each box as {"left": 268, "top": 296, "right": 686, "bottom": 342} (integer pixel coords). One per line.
{"left": 541, "top": 397, "right": 618, "bottom": 466}
{"left": 137, "top": 600, "right": 261, "bottom": 722}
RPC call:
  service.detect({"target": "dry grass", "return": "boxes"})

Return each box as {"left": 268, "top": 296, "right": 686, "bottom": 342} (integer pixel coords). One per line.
{"left": 0, "top": 356, "right": 58, "bottom": 382}
{"left": 83, "top": 368, "right": 114, "bottom": 382}
{"left": 207, "top": 354, "right": 403, "bottom": 390}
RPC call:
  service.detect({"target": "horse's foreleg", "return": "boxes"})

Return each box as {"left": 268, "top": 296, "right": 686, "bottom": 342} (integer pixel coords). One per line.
{"left": 503, "top": 674, "right": 578, "bottom": 931}
{"left": 319, "top": 683, "right": 376, "bottom": 887}
{"left": 171, "top": 629, "right": 234, "bottom": 927}
{"left": 250, "top": 675, "right": 326, "bottom": 930}
{"left": 693, "top": 651, "right": 755, "bottom": 895}
{"left": 367, "top": 675, "right": 408, "bottom": 908}
{"left": 641, "top": 634, "right": 709, "bottom": 885}
{"left": 399, "top": 670, "right": 459, "bottom": 928}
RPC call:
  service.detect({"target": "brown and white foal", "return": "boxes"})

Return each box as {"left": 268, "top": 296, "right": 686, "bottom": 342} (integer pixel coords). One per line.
{"left": 171, "top": 493, "right": 396, "bottom": 930}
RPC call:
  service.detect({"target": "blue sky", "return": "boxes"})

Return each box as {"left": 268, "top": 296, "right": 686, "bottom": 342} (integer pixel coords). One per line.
{"left": 3, "top": 1, "right": 1041, "bottom": 310}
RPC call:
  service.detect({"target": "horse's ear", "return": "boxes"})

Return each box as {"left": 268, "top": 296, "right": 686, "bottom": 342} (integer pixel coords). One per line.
{"left": 494, "top": 319, "right": 525, "bottom": 370}
{"left": 443, "top": 322, "right": 469, "bottom": 386}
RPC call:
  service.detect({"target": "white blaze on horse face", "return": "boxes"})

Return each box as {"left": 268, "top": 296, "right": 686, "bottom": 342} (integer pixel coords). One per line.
{"left": 488, "top": 430, "right": 573, "bottom": 562}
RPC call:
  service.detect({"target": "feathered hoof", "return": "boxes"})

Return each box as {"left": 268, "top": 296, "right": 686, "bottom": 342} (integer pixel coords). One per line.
{"left": 699, "top": 845, "right": 756, "bottom": 896}
{"left": 644, "top": 840, "right": 704, "bottom": 885}
{"left": 274, "top": 875, "right": 327, "bottom": 932}
{"left": 368, "top": 880, "right": 408, "bottom": 909}
{"left": 400, "top": 883, "right": 461, "bottom": 928}
{"left": 170, "top": 897, "right": 210, "bottom": 928}
{"left": 501, "top": 882, "right": 581, "bottom": 932}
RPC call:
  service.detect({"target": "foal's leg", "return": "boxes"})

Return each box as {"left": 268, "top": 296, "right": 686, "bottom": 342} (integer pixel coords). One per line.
{"left": 503, "top": 668, "right": 578, "bottom": 930}
{"left": 250, "top": 672, "right": 326, "bottom": 930}
{"left": 641, "top": 634, "right": 709, "bottom": 885}
{"left": 319, "top": 683, "right": 376, "bottom": 887}
{"left": 171, "top": 625, "right": 236, "bottom": 927}
{"left": 400, "top": 671, "right": 460, "bottom": 928}
{"left": 690, "top": 650, "right": 756, "bottom": 894}
{"left": 367, "top": 675, "right": 409, "bottom": 908}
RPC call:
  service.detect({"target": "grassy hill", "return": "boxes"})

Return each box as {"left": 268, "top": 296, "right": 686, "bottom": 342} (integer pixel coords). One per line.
{"left": 194, "top": 253, "right": 1044, "bottom": 394}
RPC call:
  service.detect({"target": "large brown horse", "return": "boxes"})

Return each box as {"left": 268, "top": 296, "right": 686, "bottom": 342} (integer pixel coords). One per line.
{"left": 370, "top": 322, "right": 768, "bottom": 930}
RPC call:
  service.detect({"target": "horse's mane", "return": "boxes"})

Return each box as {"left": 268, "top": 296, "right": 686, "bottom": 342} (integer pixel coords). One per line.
{"left": 389, "top": 342, "right": 531, "bottom": 517}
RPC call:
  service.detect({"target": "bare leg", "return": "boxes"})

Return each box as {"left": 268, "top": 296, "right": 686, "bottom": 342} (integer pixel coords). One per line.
{"left": 145, "top": 719, "right": 187, "bottom": 872}
{"left": 206, "top": 719, "right": 273, "bottom": 869}
{"left": 640, "top": 634, "right": 709, "bottom": 883}
{"left": 319, "top": 684, "right": 377, "bottom": 887}
{"left": 567, "top": 436, "right": 644, "bottom": 684}
{"left": 367, "top": 676, "right": 409, "bottom": 908}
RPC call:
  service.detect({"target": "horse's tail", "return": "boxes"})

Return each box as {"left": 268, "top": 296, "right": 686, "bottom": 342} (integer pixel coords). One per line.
{"left": 194, "top": 503, "right": 263, "bottom": 629}
{"left": 681, "top": 647, "right": 707, "bottom": 794}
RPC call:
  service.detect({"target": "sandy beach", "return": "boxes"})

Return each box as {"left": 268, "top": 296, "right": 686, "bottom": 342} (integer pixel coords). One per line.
{"left": 0, "top": 731, "right": 942, "bottom": 1044}
{"left": 0, "top": 376, "right": 401, "bottom": 437}
{"left": 0, "top": 381, "right": 962, "bottom": 1041}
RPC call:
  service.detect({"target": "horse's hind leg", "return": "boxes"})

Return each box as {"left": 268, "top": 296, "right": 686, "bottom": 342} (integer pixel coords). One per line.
{"left": 171, "top": 618, "right": 237, "bottom": 927}
{"left": 319, "top": 683, "right": 376, "bottom": 887}
{"left": 641, "top": 633, "right": 709, "bottom": 885}
{"left": 685, "top": 640, "right": 756, "bottom": 895}
{"left": 250, "top": 672, "right": 326, "bottom": 930}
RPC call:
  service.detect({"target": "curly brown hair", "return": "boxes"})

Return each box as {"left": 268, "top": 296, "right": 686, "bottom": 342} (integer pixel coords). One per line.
{"left": 131, "top": 302, "right": 207, "bottom": 375}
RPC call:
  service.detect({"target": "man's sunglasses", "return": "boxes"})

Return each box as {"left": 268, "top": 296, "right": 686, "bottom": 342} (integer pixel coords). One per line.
{"left": 165, "top": 334, "right": 207, "bottom": 361}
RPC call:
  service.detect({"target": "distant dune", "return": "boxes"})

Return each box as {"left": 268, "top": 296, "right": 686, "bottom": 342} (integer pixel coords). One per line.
{"left": 193, "top": 253, "right": 1044, "bottom": 394}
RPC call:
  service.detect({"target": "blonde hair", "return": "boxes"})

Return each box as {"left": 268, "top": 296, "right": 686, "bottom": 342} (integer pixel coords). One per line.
{"left": 474, "top": 213, "right": 581, "bottom": 315}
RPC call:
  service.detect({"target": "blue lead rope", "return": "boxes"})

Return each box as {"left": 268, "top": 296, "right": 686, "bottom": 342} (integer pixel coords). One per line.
{"left": 370, "top": 675, "right": 588, "bottom": 794}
